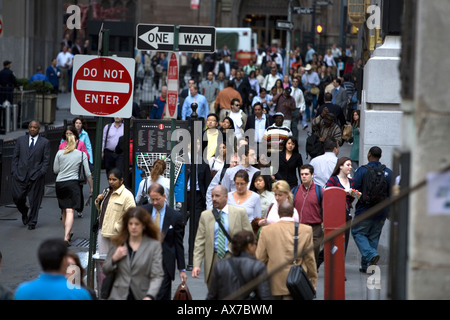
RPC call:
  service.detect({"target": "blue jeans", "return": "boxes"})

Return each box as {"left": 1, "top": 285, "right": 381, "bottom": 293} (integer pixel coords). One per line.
{"left": 351, "top": 218, "right": 385, "bottom": 270}
{"left": 301, "top": 111, "right": 307, "bottom": 128}
{"left": 305, "top": 94, "right": 318, "bottom": 121}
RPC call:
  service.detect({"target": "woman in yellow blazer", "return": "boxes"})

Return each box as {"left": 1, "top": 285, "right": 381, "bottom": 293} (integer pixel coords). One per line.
{"left": 95, "top": 168, "right": 136, "bottom": 255}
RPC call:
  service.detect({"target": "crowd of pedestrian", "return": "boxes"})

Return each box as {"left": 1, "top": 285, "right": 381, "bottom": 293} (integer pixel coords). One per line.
{"left": 2, "top": 41, "right": 394, "bottom": 301}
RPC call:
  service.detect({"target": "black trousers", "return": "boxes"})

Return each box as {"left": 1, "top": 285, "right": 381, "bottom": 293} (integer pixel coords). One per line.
{"left": 11, "top": 176, "right": 45, "bottom": 227}
{"left": 186, "top": 190, "right": 205, "bottom": 266}
{"left": 104, "top": 149, "right": 124, "bottom": 177}
{"left": 156, "top": 272, "right": 173, "bottom": 300}
{"left": 317, "top": 211, "right": 352, "bottom": 269}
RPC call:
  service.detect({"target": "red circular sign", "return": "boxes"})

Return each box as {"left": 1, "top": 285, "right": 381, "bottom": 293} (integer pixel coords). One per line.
{"left": 73, "top": 57, "right": 132, "bottom": 115}
{"left": 158, "top": 123, "right": 165, "bottom": 130}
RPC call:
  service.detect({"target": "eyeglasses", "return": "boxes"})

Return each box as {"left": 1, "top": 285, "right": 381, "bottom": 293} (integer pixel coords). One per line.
{"left": 234, "top": 104, "right": 240, "bottom": 107}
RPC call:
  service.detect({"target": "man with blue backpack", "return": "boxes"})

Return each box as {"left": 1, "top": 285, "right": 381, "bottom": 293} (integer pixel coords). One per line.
{"left": 351, "top": 146, "right": 392, "bottom": 273}
{"left": 292, "top": 164, "right": 323, "bottom": 269}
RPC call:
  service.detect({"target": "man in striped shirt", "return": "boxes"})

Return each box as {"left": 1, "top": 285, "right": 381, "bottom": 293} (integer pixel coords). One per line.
{"left": 262, "top": 112, "right": 292, "bottom": 155}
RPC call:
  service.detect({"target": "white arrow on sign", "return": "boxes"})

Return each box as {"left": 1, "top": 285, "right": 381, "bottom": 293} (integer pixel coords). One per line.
{"left": 138, "top": 26, "right": 174, "bottom": 50}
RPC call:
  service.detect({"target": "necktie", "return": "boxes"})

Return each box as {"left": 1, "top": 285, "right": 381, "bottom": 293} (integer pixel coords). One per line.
{"left": 29, "top": 137, "right": 35, "bottom": 150}
{"left": 154, "top": 210, "right": 160, "bottom": 229}
{"left": 216, "top": 210, "right": 227, "bottom": 259}
{"left": 332, "top": 88, "right": 337, "bottom": 104}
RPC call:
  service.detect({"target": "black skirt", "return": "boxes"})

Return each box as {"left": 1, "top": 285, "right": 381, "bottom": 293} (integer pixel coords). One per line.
{"left": 55, "top": 180, "right": 83, "bottom": 211}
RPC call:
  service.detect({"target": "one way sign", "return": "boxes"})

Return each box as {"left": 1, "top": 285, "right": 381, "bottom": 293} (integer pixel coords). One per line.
{"left": 136, "top": 24, "right": 216, "bottom": 53}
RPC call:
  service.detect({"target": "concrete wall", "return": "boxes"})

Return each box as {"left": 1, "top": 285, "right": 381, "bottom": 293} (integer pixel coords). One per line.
{"left": 407, "top": 0, "right": 450, "bottom": 300}
{"left": 359, "top": 35, "right": 403, "bottom": 263}
{"left": 0, "top": 0, "right": 63, "bottom": 79}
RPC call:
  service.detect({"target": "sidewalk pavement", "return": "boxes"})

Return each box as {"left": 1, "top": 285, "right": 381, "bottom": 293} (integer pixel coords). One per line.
{"left": 0, "top": 91, "right": 389, "bottom": 300}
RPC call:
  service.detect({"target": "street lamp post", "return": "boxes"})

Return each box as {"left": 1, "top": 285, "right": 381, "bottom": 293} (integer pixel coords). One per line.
{"left": 285, "top": 0, "right": 293, "bottom": 74}
{"left": 188, "top": 101, "right": 198, "bottom": 268}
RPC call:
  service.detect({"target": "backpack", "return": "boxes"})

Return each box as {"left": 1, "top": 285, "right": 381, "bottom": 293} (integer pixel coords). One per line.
{"left": 292, "top": 184, "right": 323, "bottom": 217}
{"left": 305, "top": 132, "right": 324, "bottom": 159}
{"left": 360, "top": 165, "right": 388, "bottom": 206}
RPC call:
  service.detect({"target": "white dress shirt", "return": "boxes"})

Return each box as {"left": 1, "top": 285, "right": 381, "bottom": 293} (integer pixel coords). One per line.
{"left": 309, "top": 152, "right": 338, "bottom": 188}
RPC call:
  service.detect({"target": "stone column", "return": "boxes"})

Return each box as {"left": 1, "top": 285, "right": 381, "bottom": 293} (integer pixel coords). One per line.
{"left": 405, "top": 0, "right": 450, "bottom": 300}
{"left": 359, "top": 34, "right": 403, "bottom": 262}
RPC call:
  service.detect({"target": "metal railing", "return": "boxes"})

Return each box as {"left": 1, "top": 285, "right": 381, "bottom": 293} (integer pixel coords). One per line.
{"left": 223, "top": 162, "right": 450, "bottom": 300}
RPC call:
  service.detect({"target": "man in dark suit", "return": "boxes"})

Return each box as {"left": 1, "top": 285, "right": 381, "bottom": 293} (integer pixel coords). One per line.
{"left": 142, "top": 183, "right": 187, "bottom": 300}
{"left": 316, "top": 92, "right": 346, "bottom": 128}
{"left": 244, "top": 102, "right": 273, "bottom": 158}
{"left": 185, "top": 138, "right": 212, "bottom": 269}
{"left": 11, "top": 121, "right": 50, "bottom": 229}
{"left": 332, "top": 77, "right": 349, "bottom": 114}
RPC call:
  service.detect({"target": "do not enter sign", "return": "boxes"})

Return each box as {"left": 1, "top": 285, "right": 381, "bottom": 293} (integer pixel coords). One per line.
{"left": 71, "top": 55, "right": 135, "bottom": 117}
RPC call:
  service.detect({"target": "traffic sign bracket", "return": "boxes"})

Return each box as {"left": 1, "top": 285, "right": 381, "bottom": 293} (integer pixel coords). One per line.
{"left": 293, "top": 7, "right": 315, "bottom": 14}
{"left": 136, "top": 24, "right": 215, "bottom": 53}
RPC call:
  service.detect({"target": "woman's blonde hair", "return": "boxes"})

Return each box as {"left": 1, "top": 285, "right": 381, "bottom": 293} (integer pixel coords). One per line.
{"left": 272, "top": 180, "right": 293, "bottom": 204}
{"left": 64, "top": 134, "right": 76, "bottom": 154}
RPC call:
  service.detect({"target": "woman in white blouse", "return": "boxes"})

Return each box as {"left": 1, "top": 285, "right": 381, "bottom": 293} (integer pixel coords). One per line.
{"left": 258, "top": 180, "right": 299, "bottom": 226}
{"left": 227, "top": 169, "right": 261, "bottom": 223}
{"left": 135, "top": 159, "right": 170, "bottom": 205}
{"left": 208, "top": 142, "right": 227, "bottom": 178}
{"left": 250, "top": 171, "right": 274, "bottom": 218}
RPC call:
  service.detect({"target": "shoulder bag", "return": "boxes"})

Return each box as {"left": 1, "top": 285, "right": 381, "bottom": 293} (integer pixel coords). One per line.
{"left": 310, "top": 86, "right": 320, "bottom": 96}
{"left": 285, "top": 222, "right": 316, "bottom": 300}
{"left": 100, "top": 270, "right": 116, "bottom": 300}
{"left": 78, "top": 152, "right": 87, "bottom": 185}
{"left": 212, "top": 208, "right": 232, "bottom": 242}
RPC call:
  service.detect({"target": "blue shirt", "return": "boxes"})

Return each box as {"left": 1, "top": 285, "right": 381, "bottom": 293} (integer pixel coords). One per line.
{"left": 79, "top": 129, "right": 93, "bottom": 164}
{"left": 14, "top": 273, "right": 92, "bottom": 300}
{"left": 352, "top": 161, "right": 393, "bottom": 220}
{"left": 181, "top": 93, "right": 209, "bottom": 120}
{"left": 29, "top": 73, "right": 49, "bottom": 83}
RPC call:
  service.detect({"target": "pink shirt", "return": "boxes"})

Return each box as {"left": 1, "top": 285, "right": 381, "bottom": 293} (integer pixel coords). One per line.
{"left": 58, "top": 140, "right": 90, "bottom": 161}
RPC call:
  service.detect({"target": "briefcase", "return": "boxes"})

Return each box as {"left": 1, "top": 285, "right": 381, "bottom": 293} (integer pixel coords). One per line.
{"left": 173, "top": 281, "right": 192, "bottom": 300}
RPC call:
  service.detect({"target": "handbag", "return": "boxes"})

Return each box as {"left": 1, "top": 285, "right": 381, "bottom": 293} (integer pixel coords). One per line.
{"left": 173, "top": 281, "right": 192, "bottom": 300}
{"left": 285, "top": 222, "right": 316, "bottom": 300}
{"left": 78, "top": 152, "right": 87, "bottom": 185}
{"left": 100, "top": 270, "right": 116, "bottom": 300}
{"left": 342, "top": 124, "right": 353, "bottom": 141}
{"left": 310, "top": 86, "right": 320, "bottom": 95}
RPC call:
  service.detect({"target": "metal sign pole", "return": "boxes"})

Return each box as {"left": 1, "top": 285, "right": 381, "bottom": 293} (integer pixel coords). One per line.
{"left": 87, "top": 28, "right": 109, "bottom": 289}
